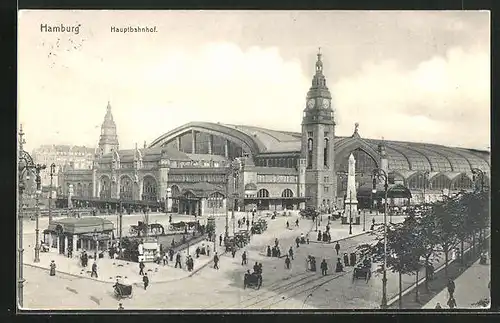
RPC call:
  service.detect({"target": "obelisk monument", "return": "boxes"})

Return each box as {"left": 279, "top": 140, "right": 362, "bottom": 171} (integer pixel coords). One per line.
{"left": 344, "top": 153, "right": 358, "bottom": 219}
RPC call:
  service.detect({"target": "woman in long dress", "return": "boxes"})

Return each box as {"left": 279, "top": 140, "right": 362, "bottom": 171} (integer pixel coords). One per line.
{"left": 49, "top": 260, "right": 56, "bottom": 276}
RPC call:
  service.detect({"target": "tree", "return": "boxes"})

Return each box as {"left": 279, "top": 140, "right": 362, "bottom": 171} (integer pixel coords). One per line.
{"left": 357, "top": 217, "right": 426, "bottom": 308}
{"left": 433, "top": 195, "right": 464, "bottom": 280}
{"left": 415, "top": 208, "right": 441, "bottom": 292}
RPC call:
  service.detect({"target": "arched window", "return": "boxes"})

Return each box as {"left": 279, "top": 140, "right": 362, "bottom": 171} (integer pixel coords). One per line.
{"left": 307, "top": 138, "right": 313, "bottom": 169}
{"left": 76, "top": 183, "right": 83, "bottom": 197}
{"left": 257, "top": 189, "right": 270, "bottom": 198}
{"left": 324, "top": 138, "right": 329, "bottom": 168}
{"left": 338, "top": 148, "right": 377, "bottom": 174}
{"left": 100, "top": 177, "right": 111, "bottom": 199}
{"left": 452, "top": 173, "right": 473, "bottom": 190}
{"left": 208, "top": 192, "right": 225, "bottom": 208}
{"left": 142, "top": 176, "right": 157, "bottom": 201}
{"left": 282, "top": 189, "right": 293, "bottom": 198}
{"left": 120, "top": 176, "right": 133, "bottom": 200}
{"left": 408, "top": 173, "right": 428, "bottom": 189}
{"left": 429, "top": 174, "right": 452, "bottom": 190}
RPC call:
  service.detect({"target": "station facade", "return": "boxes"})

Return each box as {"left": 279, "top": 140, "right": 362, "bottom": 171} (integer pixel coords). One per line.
{"left": 60, "top": 51, "right": 490, "bottom": 216}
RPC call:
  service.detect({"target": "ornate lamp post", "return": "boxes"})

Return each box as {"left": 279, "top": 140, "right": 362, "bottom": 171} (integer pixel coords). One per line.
{"left": 49, "top": 163, "right": 56, "bottom": 223}
{"left": 18, "top": 124, "right": 36, "bottom": 307}
{"left": 372, "top": 168, "right": 389, "bottom": 309}
{"left": 225, "top": 158, "right": 242, "bottom": 237}
{"left": 33, "top": 164, "right": 46, "bottom": 263}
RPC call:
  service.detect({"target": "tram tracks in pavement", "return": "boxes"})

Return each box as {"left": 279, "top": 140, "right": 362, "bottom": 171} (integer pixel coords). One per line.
{"left": 247, "top": 268, "right": 354, "bottom": 309}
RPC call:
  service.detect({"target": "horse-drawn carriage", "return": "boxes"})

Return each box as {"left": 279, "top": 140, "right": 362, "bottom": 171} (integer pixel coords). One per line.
{"left": 129, "top": 222, "right": 165, "bottom": 236}
{"left": 169, "top": 221, "right": 198, "bottom": 232}
{"left": 352, "top": 259, "right": 372, "bottom": 282}
{"left": 244, "top": 272, "right": 263, "bottom": 289}
{"left": 251, "top": 219, "right": 268, "bottom": 234}
{"left": 113, "top": 282, "right": 133, "bottom": 299}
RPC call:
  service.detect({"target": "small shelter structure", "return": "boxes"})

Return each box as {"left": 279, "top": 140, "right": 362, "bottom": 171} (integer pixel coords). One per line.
{"left": 43, "top": 217, "right": 114, "bottom": 255}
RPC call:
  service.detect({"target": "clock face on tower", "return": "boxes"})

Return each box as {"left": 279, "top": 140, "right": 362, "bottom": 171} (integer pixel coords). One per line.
{"left": 322, "top": 98, "right": 330, "bottom": 109}
{"left": 307, "top": 99, "right": 315, "bottom": 109}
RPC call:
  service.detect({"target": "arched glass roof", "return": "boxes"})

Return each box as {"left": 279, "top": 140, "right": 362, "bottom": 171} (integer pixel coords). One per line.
{"left": 397, "top": 143, "right": 452, "bottom": 172}
{"left": 365, "top": 141, "right": 410, "bottom": 170}
{"left": 384, "top": 142, "right": 432, "bottom": 171}
{"left": 413, "top": 144, "right": 471, "bottom": 172}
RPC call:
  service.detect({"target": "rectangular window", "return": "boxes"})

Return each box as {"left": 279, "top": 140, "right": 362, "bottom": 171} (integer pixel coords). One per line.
{"left": 324, "top": 186, "right": 329, "bottom": 193}
{"left": 307, "top": 132, "right": 313, "bottom": 138}
{"left": 324, "top": 176, "right": 329, "bottom": 182}
{"left": 324, "top": 132, "right": 329, "bottom": 138}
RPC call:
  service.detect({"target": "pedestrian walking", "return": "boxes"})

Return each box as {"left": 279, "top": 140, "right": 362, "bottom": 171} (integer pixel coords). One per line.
{"left": 447, "top": 279, "right": 455, "bottom": 298}
{"left": 175, "top": 253, "right": 182, "bottom": 268}
{"left": 49, "top": 260, "right": 56, "bottom": 276}
{"left": 253, "top": 262, "right": 259, "bottom": 273}
{"left": 295, "top": 219, "right": 299, "bottom": 227}
{"left": 207, "top": 245, "right": 211, "bottom": 257}
{"left": 285, "top": 255, "right": 291, "bottom": 269}
{"left": 343, "top": 253, "right": 349, "bottom": 267}
{"left": 219, "top": 234, "right": 223, "bottom": 246}
{"left": 162, "top": 254, "right": 168, "bottom": 266}
{"left": 238, "top": 219, "right": 241, "bottom": 228}
{"left": 169, "top": 249, "right": 174, "bottom": 262}
{"left": 214, "top": 252, "right": 220, "bottom": 270}
{"left": 317, "top": 230, "right": 322, "bottom": 241}
{"left": 143, "top": 273, "right": 149, "bottom": 290}
{"left": 326, "top": 224, "right": 330, "bottom": 233}
{"left": 320, "top": 259, "right": 328, "bottom": 276}
{"left": 286, "top": 221, "right": 289, "bottom": 229}
{"left": 196, "top": 246, "right": 201, "bottom": 258}
{"left": 139, "top": 260, "right": 145, "bottom": 275}
{"left": 91, "top": 261, "right": 98, "bottom": 278}
{"left": 241, "top": 251, "right": 247, "bottom": 265}
{"left": 289, "top": 247, "right": 294, "bottom": 260}
{"left": 295, "top": 237, "right": 300, "bottom": 248}
{"left": 231, "top": 247, "right": 236, "bottom": 258}
{"left": 169, "top": 215, "right": 172, "bottom": 223}
{"left": 447, "top": 297, "right": 456, "bottom": 309}
{"left": 118, "top": 303, "right": 124, "bottom": 310}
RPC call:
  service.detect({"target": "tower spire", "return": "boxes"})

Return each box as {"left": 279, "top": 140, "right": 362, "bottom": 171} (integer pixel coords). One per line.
{"left": 98, "top": 101, "right": 119, "bottom": 155}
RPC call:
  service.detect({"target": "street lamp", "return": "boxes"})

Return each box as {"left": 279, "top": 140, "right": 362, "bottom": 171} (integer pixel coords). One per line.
{"left": 225, "top": 158, "right": 241, "bottom": 238}
{"left": 372, "top": 168, "right": 389, "bottom": 309}
{"left": 33, "top": 163, "right": 46, "bottom": 263}
{"left": 18, "top": 124, "right": 39, "bottom": 307}
{"left": 49, "top": 163, "right": 56, "bottom": 223}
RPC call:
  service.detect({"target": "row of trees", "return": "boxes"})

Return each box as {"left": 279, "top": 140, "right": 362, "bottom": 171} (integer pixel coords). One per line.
{"left": 357, "top": 190, "right": 489, "bottom": 308}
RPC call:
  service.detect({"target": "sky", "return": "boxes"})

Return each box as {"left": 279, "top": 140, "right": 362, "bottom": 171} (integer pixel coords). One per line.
{"left": 18, "top": 10, "right": 490, "bottom": 153}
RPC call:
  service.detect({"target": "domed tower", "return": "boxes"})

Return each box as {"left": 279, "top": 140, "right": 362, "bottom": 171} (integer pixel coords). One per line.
{"left": 301, "top": 49, "right": 336, "bottom": 209}
{"left": 98, "top": 101, "right": 120, "bottom": 155}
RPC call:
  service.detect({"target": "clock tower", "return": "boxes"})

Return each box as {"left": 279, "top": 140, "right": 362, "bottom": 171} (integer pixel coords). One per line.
{"left": 301, "top": 49, "right": 336, "bottom": 209}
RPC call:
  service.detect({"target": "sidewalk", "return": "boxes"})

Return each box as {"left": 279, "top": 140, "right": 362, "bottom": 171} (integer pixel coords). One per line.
{"left": 421, "top": 259, "right": 490, "bottom": 309}
{"left": 24, "top": 238, "right": 215, "bottom": 285}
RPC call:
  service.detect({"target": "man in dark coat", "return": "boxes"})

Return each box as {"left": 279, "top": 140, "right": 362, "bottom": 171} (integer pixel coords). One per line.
{"left": 231, "top": 247, "right": 236, "bottom": 258}
{"left": 219, "top": 234, "right": 223, "bottom": 246}
{"left": 317, "top": 230, "right": 322, "bottom": 241}
{"left": 91, "top": 261, "right": 98, "bottom": 278}
{"left": 169, "top": 249, "right": 174, "bottom": 262}
{"left": 285, "top": 255, "right": 291, "bottom": 269}
{"left": 320, "top": 259, "right": 328, "bottom": 276}
{"left": 241, "top": 251, "right": 247, "bottom": 265}
{"left": 343, "top": 253, "right": 349, "bottom": 267}
{"left": 447, "top": 279, "right": 456, "bottom": 298}
{"left": 213, "top": 252, "right": 220, "bottom": 270}
{"left": 175, "top": 253, "right": 182, "bottom": 268}
{"left": 143, "top": 273, "right": 149, "bottom": 290}
{"left": 289, "top": 247, "right": 294, "bottom": 260}
{"left": 295, "top": 219, "right": 299, "bottom": 227}
{"left": 295, "top": 237, "right": 300, "bottom": 248}
{"left": 253, "top": 262, "right": 259, "bottom": 273}
{"left": 267, "top": 246, "right": 272, "bottom": 257}
{"left": 335, "top": 258, "right": 344, "bottom": 272}
{"left": 196, "top": 247, "right": 200, "bottom": 258}
{"left": 350, "top": 252, "right": 357, "bottom": 267}
{"left": 139, "top": 260, "right": 145, "bottom": 275}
